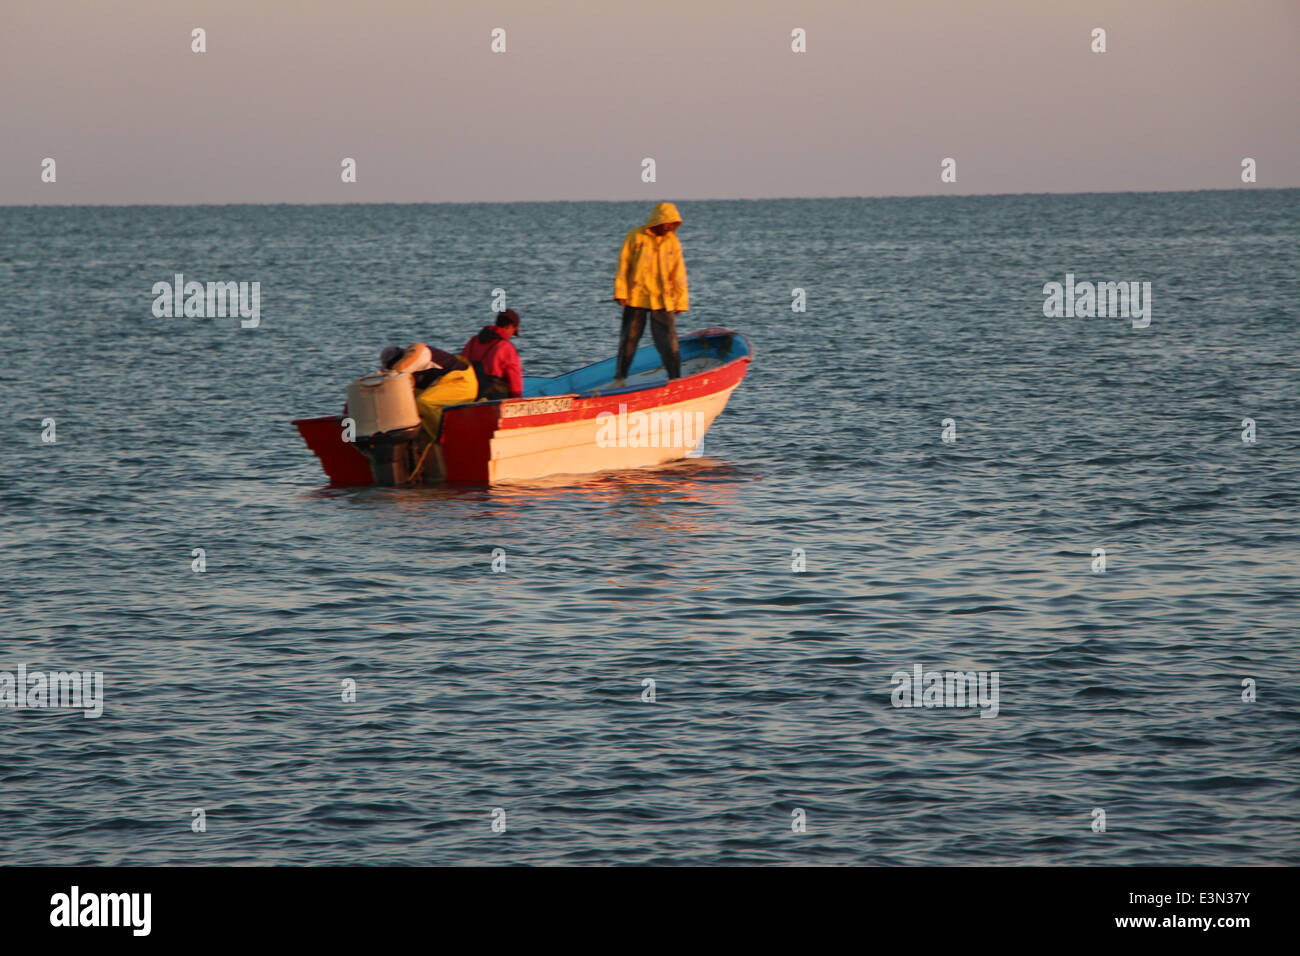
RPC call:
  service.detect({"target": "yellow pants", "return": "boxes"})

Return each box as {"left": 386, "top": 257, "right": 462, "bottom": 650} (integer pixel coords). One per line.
{"left": 416, "top": 368, "right": 478, "bottom": 439}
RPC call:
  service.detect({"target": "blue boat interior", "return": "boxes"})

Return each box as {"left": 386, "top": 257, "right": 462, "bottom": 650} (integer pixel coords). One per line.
{"left": 522, "top": 330, "right": 750, "bottom": 398}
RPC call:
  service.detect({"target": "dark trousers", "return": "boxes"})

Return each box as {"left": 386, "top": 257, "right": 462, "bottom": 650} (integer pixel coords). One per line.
{"left": 477, "top": 373, "right": 512, "bottom": 401}
{"left": 617, "top": 307, "right": 681, "bottom": 380}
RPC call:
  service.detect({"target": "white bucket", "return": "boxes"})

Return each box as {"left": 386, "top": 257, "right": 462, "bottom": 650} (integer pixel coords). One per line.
{"left": 346, "top": 371, "right": 420, "bottom": 438}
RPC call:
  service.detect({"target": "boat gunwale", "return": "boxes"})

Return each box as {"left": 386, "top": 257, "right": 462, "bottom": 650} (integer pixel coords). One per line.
{"left": 440, "top": 328, "right": 753, "bottom": 420}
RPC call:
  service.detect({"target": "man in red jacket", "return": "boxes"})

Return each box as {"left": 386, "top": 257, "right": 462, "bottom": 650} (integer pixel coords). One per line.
{"left": 462, "top": 310, "right": 524, "bottom": 399}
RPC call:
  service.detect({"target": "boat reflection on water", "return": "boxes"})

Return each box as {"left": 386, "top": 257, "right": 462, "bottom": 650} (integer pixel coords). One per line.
{"left": 305, "top": 455, "right": 752, "bottom": 538}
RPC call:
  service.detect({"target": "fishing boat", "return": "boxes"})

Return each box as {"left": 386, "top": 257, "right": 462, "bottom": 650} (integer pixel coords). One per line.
{"left": 293, "top": 327, "right": 753, "bottom": 485}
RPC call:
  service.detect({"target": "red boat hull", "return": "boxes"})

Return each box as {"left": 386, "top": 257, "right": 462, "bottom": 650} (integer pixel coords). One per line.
{"left": 294, "top": 328, "right": 752, "bottom": 485}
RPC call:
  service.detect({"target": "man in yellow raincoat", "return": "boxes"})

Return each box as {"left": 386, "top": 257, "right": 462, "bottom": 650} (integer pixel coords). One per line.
{"left": 390, "top": 343, "right": 479, "bottom": 440}
{"left": 613, "top": 202, "right": 689, "bottom": 382}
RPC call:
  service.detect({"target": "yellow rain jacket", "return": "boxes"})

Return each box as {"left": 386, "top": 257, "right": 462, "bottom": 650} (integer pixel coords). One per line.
{"left": 416, "top": 366, "right": 478, "bottom": 440}
{"left": 614, "top": 202, "right": 690, "bottom": 312}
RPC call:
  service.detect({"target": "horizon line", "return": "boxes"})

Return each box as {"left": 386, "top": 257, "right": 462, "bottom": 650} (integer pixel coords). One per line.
{"left": 1, "top": 185, "right": 1292, "bottom": 210}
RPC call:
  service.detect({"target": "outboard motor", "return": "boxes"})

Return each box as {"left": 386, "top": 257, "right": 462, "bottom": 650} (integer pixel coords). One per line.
{"left": 346, "top": 371, "right": 424, "bottom": 484}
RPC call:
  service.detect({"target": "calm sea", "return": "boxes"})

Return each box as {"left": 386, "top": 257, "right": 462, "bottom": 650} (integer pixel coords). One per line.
{"left": 1, "top": 192, "right": 1297, "bottom": 864}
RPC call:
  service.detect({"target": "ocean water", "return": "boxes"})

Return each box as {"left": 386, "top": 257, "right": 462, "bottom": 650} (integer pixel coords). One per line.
{"left": 0, "top": 191, "right": 1297, "bottom": 865}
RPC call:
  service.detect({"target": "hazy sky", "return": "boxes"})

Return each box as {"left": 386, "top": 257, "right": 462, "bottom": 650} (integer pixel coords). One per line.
{"left": 3, "top": 0, "right": 1297, "bottom": 204}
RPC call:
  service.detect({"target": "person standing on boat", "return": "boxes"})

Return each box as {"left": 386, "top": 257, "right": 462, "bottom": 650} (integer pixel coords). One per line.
{"left": 462, "top": 309, "right": 524, "bottom": 399}
{"left": 613, "top": 202, "right": 688, "bottom": 383}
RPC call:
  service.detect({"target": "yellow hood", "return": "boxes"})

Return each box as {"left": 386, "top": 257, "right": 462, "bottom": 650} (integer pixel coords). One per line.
{"left": 644, "top": 202, "right": 682, "bottom": 229}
